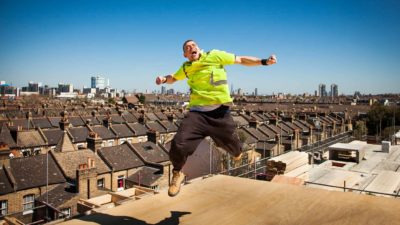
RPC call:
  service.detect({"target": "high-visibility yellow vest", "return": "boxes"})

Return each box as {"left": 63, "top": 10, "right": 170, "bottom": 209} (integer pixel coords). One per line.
{"left": 173, "top": 50, "right": 235, "bottom": 108}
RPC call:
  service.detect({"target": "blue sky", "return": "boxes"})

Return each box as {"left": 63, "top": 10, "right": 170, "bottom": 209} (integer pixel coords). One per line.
{"left": 1, "top": 0, "right": 399, "bottom": 95}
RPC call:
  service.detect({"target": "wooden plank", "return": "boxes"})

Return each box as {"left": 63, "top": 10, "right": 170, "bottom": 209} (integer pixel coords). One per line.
{"left": 62, "top": 175, "right": 400, "bottom": 225}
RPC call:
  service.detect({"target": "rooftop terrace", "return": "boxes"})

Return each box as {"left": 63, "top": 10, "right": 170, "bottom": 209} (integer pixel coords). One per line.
{"left": 61, "top": 175, "right": 400, "bottom": 225}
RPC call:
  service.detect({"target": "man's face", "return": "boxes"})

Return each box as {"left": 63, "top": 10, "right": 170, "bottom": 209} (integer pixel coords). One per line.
{"left": 183, "top": 41, "right": 201, "bottom": 61}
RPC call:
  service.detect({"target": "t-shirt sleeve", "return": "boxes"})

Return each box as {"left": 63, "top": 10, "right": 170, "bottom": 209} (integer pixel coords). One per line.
{"left": 211, "top": 49, "right": 236, "bottom": 65}
{"left": 172, "top": 65, "right": 186, "bottom": 80}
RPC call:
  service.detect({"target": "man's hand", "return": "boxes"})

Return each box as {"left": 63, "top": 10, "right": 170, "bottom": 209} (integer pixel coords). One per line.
{"left": 155, "top": 76, "right": 166, "bottom": 85}
{"left": 266, "top": 55, "right": 277, "bottom": 65}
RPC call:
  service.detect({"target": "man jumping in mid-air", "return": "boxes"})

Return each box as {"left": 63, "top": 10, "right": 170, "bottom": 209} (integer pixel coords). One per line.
{"left": 156, "top": 40, "right": 277, "bottom": 197}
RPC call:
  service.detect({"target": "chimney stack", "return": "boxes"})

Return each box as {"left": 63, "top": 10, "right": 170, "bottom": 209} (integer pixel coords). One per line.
{"left": 87, "top": 132, "right": 102, "bottom": 154}
{"left": 59, "top": 111, "right": 70, "bottom": 131}
{"left": 147, "top": 129, "right": 160, "bottom": 144}
{"left": 76, "top": 159, "right": 97, "bottom": 199}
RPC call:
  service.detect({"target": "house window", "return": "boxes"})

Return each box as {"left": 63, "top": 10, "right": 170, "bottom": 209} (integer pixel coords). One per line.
{"left": 138, "top": 137, "right": 143, "bottom": 143}
{"left": 50, "top": 146, "right": 56, "bottom": 150}
{"left": 0, "top": 200, "right": 7, "bottom": 216}
{"left": 101, "top": 141, "right": 106, "bottom": 147}
{"left": 108, "top": 140, "right": 114, "bottom": 147}
{"left": 97, "top": 178, "right": 105, "bottom": 188}
{"left": 33, "top": 148, "right": 41, "bottom": 155}
{"left": 120, "top": 138, "right": 127, "bottom": 144}
{"left": 76, "top": 143, "right": 85, "bottom": 149}
{"left": 23, "top": 194, "right": 35, "bottom": 211}
{"left": 117, "top": 175, "right": 125, "bottom": 191}
{"left": 21, "top": 149, "right": 30, "bottom": 157}
{"left": 127, "top": 138, "right": 133, "bottom": 144}
{"left": 59, "top": 208, "right": 71, "bottom": 219}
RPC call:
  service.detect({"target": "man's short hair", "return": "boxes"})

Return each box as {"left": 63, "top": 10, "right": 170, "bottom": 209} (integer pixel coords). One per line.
{"left": 182, "top": 39, "right": 195, "bottom": 51}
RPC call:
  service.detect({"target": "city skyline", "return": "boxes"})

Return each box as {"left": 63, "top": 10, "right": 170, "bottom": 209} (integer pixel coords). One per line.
{"left": 1, "top": 0, "right": 400, "bottom": 95}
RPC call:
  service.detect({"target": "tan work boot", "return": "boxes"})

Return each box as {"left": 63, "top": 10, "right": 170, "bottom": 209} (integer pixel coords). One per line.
{"left": 233, "top": 153, "right": 243, "bottom": 161}
{"left": 168, "top": 170, "right": 185, "bottom": 197}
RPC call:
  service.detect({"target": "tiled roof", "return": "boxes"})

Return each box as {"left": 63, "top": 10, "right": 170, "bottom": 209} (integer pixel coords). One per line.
{"left": 146, "top": 121, "right": 167, "bottom": 133}
{"left": 131, "top": 142, "right": 169, "bottom": 163}
{"left": 258, "top": 125, "right": 276, "bottom": 139}
{"left": 32, "top": 118, "right": 53, "bottom": 129}
{"left": 112, "top": 124, "right": 135, "bottom": 138}
{"left": 145, "top": 113, "right": 159, "bottom": 121}
{"left": 128, "top": 123, "right": 148, "bottom": 136}
{"left": 0, "top": 167, "right": 13, "bottom": 195}
{"left": 122, "top": 112, "right": 138, "bottom": 123}
{"left": 232, "top": 115, "right": 249, "bottom": 127}
{"left": 52, "top": 149, "right": 111, "bottom": 180}
{"left": 48, "top": 117, "right": 61, "bottom": 128}
{"left": 10, "top": 119, "right": 34, "bottom": 130}
{"left": 154, "top": 112, "right": 168, "bottom": 121}
{"left": 92, "top": 126, "right": 116, "bottom": 140}
{"left": 158, "top": 120, "right": 178, "bottom": 133}
{"left": 36, "top": 184, "right": 78, "bottom": 208}
{"left": 81, "top": 116, "right": 102, "bottom": 126}
{"left": 111, "top": 115, "right": 125, "bottom": 124}
{"left": 0, "top": 124, "right": 17, "bottom": 148}
{"left": 244, "top": 127, "right": 270, "bottom": 142}
{"left": 69, "top": 127, "right": 90, "bottom": 143}
{"left": 16, "top": 130, "right": 47, "bottom": 148}
{"left": 126, "top": 166, "right": 162, "bottom": 187}
{"left": 237, "top": 128, "right": 257, "bottom": 144}
{"left": 8, "top": 154, "right": 66, "bottom": 191}
{"left": 69, "top": 116, "right": 85, "bottom": 127}
{"left": 98, "top": 143, "right": 145, "bottom": 171}
{"left": 43, "top": 129, "right": 64, "bottom": 146}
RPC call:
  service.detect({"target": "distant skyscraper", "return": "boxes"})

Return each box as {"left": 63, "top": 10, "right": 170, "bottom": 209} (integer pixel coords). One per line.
{"left": 58, "top": 83, "right": 73, "bottom": 93}
{"left": 91, "top": 76, "right": 106, "bottom": 89}
{"left": 318, "top": 83, "right": 327, "bottom": 97}
{"left": 28, "top": 81, "right": 40, "bottom": 92}
{"left": 238, "top": 88, "right": 243, "bottom": 96}
{"left": 161, "top": 86, "right": 166, "bottom": 94}
{"left": 330, "top": 84, "right": 338, "bottom": 97}
{"left": 255, "top": 88, "right": 258, "bottom": 96}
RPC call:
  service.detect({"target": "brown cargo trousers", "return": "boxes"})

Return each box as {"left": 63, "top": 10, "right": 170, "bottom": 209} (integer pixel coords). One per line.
{"left": 169, "top": 105, "right": 242, "bottom": 171}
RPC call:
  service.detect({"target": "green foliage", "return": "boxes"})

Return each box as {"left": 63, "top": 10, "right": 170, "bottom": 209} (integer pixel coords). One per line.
{"left": 367, "top": 104, "right": 399, "bottom": 138}
{"left": 353, "top": 120, "right": 367, "bottom": 140}
{"left": 137, "top": 94, "right": 146, "bottom": 104}
{"left": 107, "top": 98, "right": 115, "bottom": 104}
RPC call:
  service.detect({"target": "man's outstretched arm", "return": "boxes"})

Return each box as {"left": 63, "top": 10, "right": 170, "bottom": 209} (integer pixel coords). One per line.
{"left": 155, "top": 75, "right": 177, "bottom": 85}
{"left": 235, "top": 55, "right": 277, "bottom": 66}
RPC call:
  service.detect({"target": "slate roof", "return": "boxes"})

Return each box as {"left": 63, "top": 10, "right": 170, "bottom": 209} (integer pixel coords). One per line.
{"left": 92, "top": 126, "right": 116, "bottom": 140}
{"left": 0, "top": 167, "right": 13, "bottom": 195}
{"left": 173, "top": 112, "right": 185, "bottom": 119}
{"left": 81, "top": 116, "right": 102, "bottom": 126}
{"left": 128, "top": 123, "right": 148, "bottom": 136}
{"left": 8, "top": 154, "right": 66, "bottom": 191}
{"left": 146, "top": 121, "right": 167, "bottom": 133}
{"left": 69, "top": 127, "right": 90, "bottom": 143}
{"left": 238, "top": 128, "right": 257, "bottom": 144}
{"left": 51, "top": 149, "right": 111, "bottom": 180}
{"left": 158, "top": 120, "right": 178, "bottom": 133}
{"left": 110, "top": 115, "right": 125, "bottom": 124}
{"left": 48, "top": 117, "right": 61, "bottom": 128}
{"left": 256, "top": 142, "right": 278, "bottom": 151}
{"left": 0, "top": 124, "right": 17, "bottom": 148}
{"left": 232, "top": 115, "right": 249, "bottom": 127}
{"left": 112, "top": 124, "right": 135, "bottom": 138}
{"left": 10, "top": 119, "right": 34, "bottom": 130}
{"left": 36, "top": 184, "right": 78, "bottom": 208}
{"left": 293, "top": 120, "right": 310, "bottom": 132}
{"left": 126, "top": 166, "right": 162, "bottom": 187}
{"left": 43, "top": 129, "right": 64, "bottom": 146}
{"left": 15, "top": 129, "right": 47, "bottom": 148}
{"left": 131, "top": 142, "right": 169, "bottom": 163}
{"left": 145, "top": 113, "right": 159, "bottom": 121}
{"left": 69, "top": 116, "right": 85, "bottom": 127}
{"left": 244, "top": 127, "right": 270, "bottom": 142}
{"left": 154, "top": 112, "right": 168, "bottom": 121}
{"left": 98, "top": 143, "right": 145, "bottom": 172}
{"left": 32, "top": 118, "right": 53, "bottom": 129}
{"left": 258, "top": 125, "right": 277, "bottom": 139}
{"left": 122, "top": 112, "right": 138, "bottom": 123}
